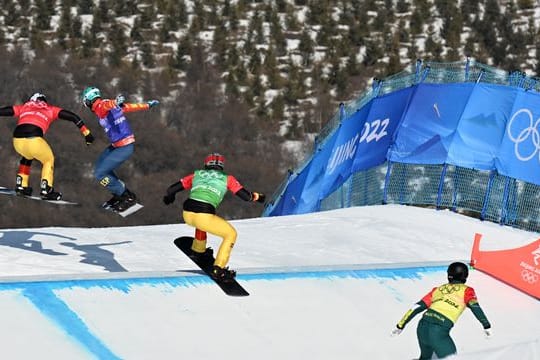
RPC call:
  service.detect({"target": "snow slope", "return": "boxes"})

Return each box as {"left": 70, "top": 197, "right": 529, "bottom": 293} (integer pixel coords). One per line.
{"left": 0, "top": 205, "right": 538, "bottom": 359}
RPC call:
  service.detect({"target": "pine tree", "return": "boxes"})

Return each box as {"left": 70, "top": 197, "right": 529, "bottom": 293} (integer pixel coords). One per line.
{"left": 225, "top": 71, "right": 239, "bottom": 99}
{"left": 460, "top": 0, "right": 480, "bottom": 26}
{"left": 109, "top": 22, "right": 128, "bottom": 68}
{"left": 177, "top": 0, "right": 188, "bottom": 26}
{"left": 386, "top": 32, "right": 402, "bottom": 75}
{"left": 283, "top": 59, "right": 303, "bottom": 105}
{"left": 228, "top": 4, "right": 239, "bottom": 32}
{"left": 19, "top": 0, "right": 30, "bottom": 13}
{"left": 72, "top": 15, "right": 83, "bottom": 40}
{"left": 98, "top": 0, "right": 109, "bottom": 23}
{"left": 307, "top": 0, "right": 327, "bottom": 25}
{"left": 269, "top": 7, "right": 287, "bottom": 56}
{"left": 263, "top": 44, "right": 281, "bottom": 89}
{"left": 192, "top": 2, "right": 206, "bottom": 32}
{"left": 139, "top": 5, "right": 154, "bottom": 30}
{"left": 159, "top": 17, "right": 173, "bottom": 43}
{"left": 141, "top": 42, "right": 155, "bottom": 68}
{"left": 90, "top": 6, "right": 102, "bottom": 34}
{"left": 396, "top": 0, "right": 409, "bottom": 13}
{"left": 34, "top": 0, "right": 51, "bottom": 30}
{"left": 250, "top": 67, "right": 264, "bottom": 98}
{"left": 130, "top": 18, "right": 143, "bottom": 43}
{"left": 172, "top": 35, "right": 192, "bottom": 71}
{"left": 248, "top": 50, "right": 262, "bottom": 75}
{"left": 285, "top": 8, "right": 300, "bottom": 31}
{"left": 30, "top": 26, "right": 45, "bottom": 51}
{"left": 271, "top": 95, "right": 284, "bottom": 123}
{"left": 346, "top": 50, "right": 360, "bottom": 77}
{"left": 57, "top": 3, "right": 72, "bottom": 44}
{"left": 213, "top": 21, "right": 228, "bottom": 68}
{"left": 4, "top": 1, "right": 19, "bottom": 27}
{"left": 78, "top": 0, "right": 93, "bottom": 15}
{"left": 424, "top": 25, "right": 443, "bottom": 61}
{"left": 298, "top": 28, "right": 313, "bottom": 66}
{"left": 248, "top": 12, "right": 264, "bottom": 45}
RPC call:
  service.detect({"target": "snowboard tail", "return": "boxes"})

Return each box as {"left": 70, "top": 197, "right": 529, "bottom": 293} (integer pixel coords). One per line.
{"left": 102, "top": 202, "right": 143, "bottom": 217}
{"left": 174, "top": 236, "right": 249, "bottom": 297}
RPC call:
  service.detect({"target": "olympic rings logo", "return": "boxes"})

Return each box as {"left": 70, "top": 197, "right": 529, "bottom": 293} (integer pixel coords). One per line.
{"left": 521, "top": 269, "right": 539, "bottom": 284}
{"left": 507, "top": 108, "right": 540, "bottom": 161}
{"left": 439, "top": 284, "right": 461, "bottom": 294}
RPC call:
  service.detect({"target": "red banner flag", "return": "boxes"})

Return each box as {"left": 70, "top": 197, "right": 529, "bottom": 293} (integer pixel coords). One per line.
{"left": 471, "top": 233, "right": 540, "bottom": 299}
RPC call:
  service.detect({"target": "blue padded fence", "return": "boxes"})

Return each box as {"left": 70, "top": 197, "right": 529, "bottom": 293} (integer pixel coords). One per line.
{"left": 264, "top": 58, "right": 540, "bottom": 233}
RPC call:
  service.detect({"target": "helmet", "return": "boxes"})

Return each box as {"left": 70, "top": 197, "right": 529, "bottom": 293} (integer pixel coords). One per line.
{"left": 29, "top": 92, "right": 47, "bottom": 103}
{"left": 204, "top": 153, "right": 225, "bottom": 170}
{"left": 82, "top": 86, "right": 101, "bottom": 108}
{"left": 447, "top": 262, "right": 469, "bottom": 284}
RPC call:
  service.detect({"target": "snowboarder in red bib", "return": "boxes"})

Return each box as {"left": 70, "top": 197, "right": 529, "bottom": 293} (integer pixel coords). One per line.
{"left": 0, "top": 92, "right": 94, "bottom": 200}
{"left": 163, "top": 153, "right": 266, "bottom": 280}
{"left": 82, "top": 86, "right": 159, "bottom": 212}
{"left": 392, "top": 262, "right": 492, "bottom": 359}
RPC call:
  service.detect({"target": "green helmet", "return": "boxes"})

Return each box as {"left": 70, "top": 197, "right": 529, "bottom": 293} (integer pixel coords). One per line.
{"left": 82, "top": 86, "right": 101, "bottom": 108}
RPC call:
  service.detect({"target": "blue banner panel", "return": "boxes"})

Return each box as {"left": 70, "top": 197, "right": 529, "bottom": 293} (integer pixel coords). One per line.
{"left": 320, "top": 87, "right": 413, "bottom": 197}
{"left": 266, "top": 165, "right": 311, "bottom": 216}
{"left": 352, "top": 87, "right": 413, "bottom": 172}
{"left": 447, "top": 84, "right": 516, "bottom": 170}
{"left": 317, "top": 103, "right": 372, "bottom": 197}
{"left": 294, "top": 130, "right": 340, "bottom": 214}
{"left": 496, "top": 89, "right": 540, "bottom": 185}
{"left": 388, "top": 83, "right": 475, "bottom": 164}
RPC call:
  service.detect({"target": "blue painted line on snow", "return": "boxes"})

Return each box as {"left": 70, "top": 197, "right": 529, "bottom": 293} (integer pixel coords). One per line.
{"left": 0, "top": 265, "right": 447, "bottom": 292}
{"left": 22, "top": 285, "right": 120, "bottom": 360}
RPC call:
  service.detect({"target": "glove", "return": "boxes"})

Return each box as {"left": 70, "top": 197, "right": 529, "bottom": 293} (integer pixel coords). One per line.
{"left": 390, "top": 327, "right": 402, "bottom": 337}
{"left": 147, "top": 100, "right": 159, "bottom": 108}
{"left": 253, "top": 192, "right": 266, "bottom": 203}
{"left": 163, "top": 194, "right": 175, "bottom": 205}
{"left": 80, "top": 125, "right": 94, "bottom": 145}
{"left": 484, "top": 328, "right": 492, "bottom": 339}
{"left": 115, "top": 94, "right": 125, "bottom": 107}
{"left": 84, "top": 133, "right": 95, "bottom": 145}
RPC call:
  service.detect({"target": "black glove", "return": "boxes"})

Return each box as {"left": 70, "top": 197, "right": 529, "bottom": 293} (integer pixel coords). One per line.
{"left": 163, "top": 194, "right": 175, "bottom": 205}
{"left": 84, "top": 133, "right": 95, "bottom": 145}
{"left": 254, "top": 192, "right": 266, "bottom": 203}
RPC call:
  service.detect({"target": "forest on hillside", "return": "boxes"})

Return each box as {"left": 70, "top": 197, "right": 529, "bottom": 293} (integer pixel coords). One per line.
{"left": 0, "top": 0, "right": 539, "bottom": 228}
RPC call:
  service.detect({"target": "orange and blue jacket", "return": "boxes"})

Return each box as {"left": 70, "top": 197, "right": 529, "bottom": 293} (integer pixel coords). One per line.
{"left": 90, "top": 98, "right": 149, "bottom": 147}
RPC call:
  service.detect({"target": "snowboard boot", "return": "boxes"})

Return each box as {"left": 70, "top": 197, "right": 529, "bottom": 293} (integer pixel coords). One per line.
{"left": 40, "top": 180, "right": 62, "bottom": 201}
{"left": 189, "top": 247, "right": 214, "bottom": 264}
{"left": 16, "top": 185, "right": 33, "bottom": 196}
{"left": 113, "top": 188, "right": 137, "bottom": 212}
{"left": 15, "top": 175, "right": 32, "bottom": 196}
{"left": 102, "top": 194, "right": 123, "bottom": 210}
{"left": 211, "top": 265, "right": 236, "bottom": 282}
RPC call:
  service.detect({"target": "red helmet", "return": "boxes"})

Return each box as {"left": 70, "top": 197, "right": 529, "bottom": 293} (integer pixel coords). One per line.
{"left": 204, "top": 153, "right": 225, "bottom": 170}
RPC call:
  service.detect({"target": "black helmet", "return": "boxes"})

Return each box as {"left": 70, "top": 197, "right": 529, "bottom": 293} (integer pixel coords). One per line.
{"left": 447, "top": 262, "right": 469, "bottom": 284}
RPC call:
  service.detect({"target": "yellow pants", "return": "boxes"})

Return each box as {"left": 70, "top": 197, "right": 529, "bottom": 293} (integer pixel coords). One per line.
{"left": 13, "top": 137, "right": 55, "bottom": 187}
{"left": 182, "top": 211, "right": 237, "bottom": 268}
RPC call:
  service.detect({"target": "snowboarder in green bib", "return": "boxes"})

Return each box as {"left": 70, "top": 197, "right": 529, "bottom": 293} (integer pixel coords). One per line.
{"left": 392, "top": 262, "right": 492, "bottom": 359}
{"left": 163, "top": 153, "right": 265, "bottom": 280}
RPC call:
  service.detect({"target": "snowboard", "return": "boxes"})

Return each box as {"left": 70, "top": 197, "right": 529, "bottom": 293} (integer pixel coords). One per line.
{"left": 0, "top": 186, "right": 79, "bottom": 206}
{"left": 174, "top": 236, "right": 249, "bottom": 297}
{"left": 102, "top": 201, "right": 143, "bottom": 217}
